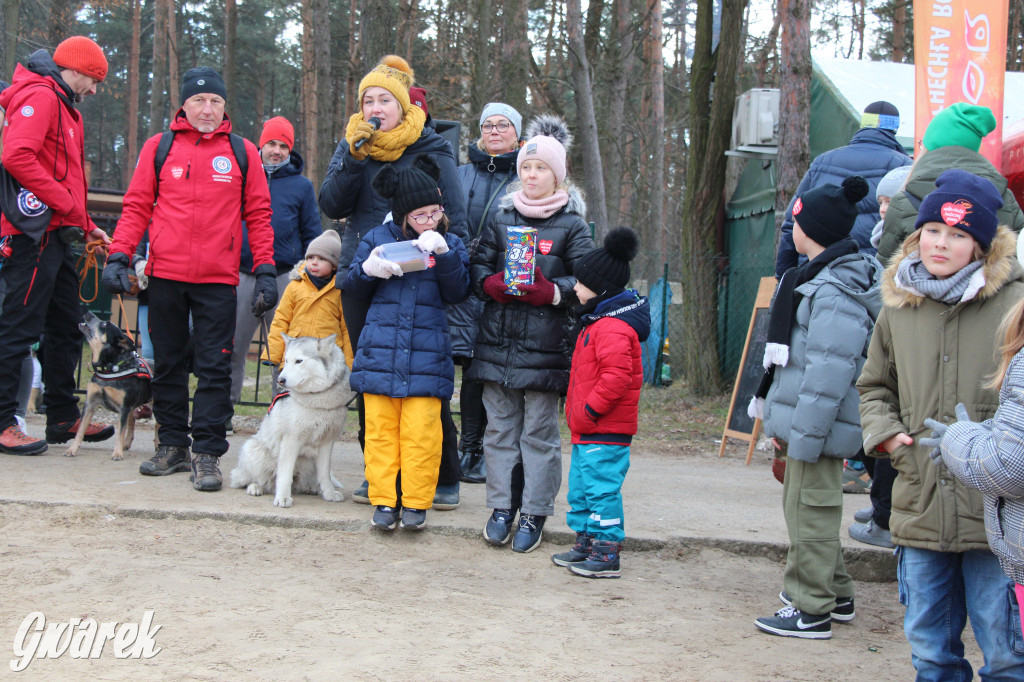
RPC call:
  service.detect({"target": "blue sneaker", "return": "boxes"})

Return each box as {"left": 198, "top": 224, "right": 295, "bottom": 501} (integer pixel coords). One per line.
{"left": 400, "top": 507, "right": 427, "bottom": 530}
{"left": 371, "top": 505, "right": 399, "bottom": 530}
{"left": 352, "top": 479, "right": 370, "bottom": 505}
{"left": 484, "top": 509, "right": 516, "bottom": 545}
{"left": 511, "top": 514, "right": 546, "bottom": 553}
{"left": 433, "top": 482, "right": 460, "bottom": 511}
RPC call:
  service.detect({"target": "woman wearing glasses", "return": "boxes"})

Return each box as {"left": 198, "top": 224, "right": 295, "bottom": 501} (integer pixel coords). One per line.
{"left": 343, "top": 155, "right": 470, "bottom": 531}
{"left": 451, "top": 103, "right": 524, "bottom": 484}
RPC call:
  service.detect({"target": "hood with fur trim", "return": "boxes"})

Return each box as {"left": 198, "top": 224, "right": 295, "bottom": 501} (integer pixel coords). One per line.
{"left": 881, "top": 226, "right": 1023, "bottom": 309}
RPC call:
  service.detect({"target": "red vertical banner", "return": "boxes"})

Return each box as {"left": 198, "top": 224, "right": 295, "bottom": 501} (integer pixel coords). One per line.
{"left": 914, "top": 0, "right": 1009, "bottom": 165}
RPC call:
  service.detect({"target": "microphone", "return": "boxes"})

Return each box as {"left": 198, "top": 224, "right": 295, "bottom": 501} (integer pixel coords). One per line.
{"left": 354, "top": 117, "right": 381, "bottom": 150}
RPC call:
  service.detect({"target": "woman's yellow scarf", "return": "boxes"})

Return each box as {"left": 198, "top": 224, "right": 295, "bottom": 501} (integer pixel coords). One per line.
{"left": 345, "top": 106, "right": 426, "bottom": 163}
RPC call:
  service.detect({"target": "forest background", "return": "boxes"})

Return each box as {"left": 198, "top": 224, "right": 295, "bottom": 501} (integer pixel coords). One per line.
{"left": 4, "top": 0, "right": 1024, "bottom": 393}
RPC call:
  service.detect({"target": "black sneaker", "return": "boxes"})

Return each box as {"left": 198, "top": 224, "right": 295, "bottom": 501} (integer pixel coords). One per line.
{"left": 484, "top": 509, "right": 516, "bottom": 545}
{"left": 511, "top": 513, "right": 546, "bottom": 553}
{"left": 779, "top": 591, "right": 855, "bottom": 623}
{"left": 552, "top": 532, "right": 593, "bottom": 567}
{"left": 45, "top": 418, "right": 115, "bottom": 444}
{"left": 139, "top": 444, "right": 191, "bottom": 476}
{"left": 755, "top": 605, "right": 832, "bottom": 639}
{"left": 569, "top": 540, "right": 621, "bottom": 578}
{"left": 352, "top": 479, "right": 370, "bottom": 505}
{"left": 372, "top": 505, "right": 400, "bottom": 530}
{"left": 400, "top": 507, "right": 427, "bottom": 530}
{"left": 190, "top": 453, "right": 223, "bottom": 491}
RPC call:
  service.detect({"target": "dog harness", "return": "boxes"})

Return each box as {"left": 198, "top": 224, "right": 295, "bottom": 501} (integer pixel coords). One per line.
{"left": 266, "top": 391, "right": 291, "bottom": 414}
{"left": 91, "top": 355, "right": 153, "bottom": 382}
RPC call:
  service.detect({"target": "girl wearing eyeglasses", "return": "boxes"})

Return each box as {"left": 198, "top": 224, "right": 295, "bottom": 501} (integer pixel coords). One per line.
{"left": 342, "top": 154, "right": 470, "bottom": 532}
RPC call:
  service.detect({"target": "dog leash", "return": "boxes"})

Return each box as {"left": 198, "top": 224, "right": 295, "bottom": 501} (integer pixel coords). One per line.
{"left": 76, "top": 239, "right": 106, "bottom": 303}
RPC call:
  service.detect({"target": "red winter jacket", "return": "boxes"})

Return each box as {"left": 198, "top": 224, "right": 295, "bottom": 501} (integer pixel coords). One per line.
{"left": 110, "top": 110, "right": 274, "bottom": 285}
{"left": 0, "top": 62, "right": 97, "bottom": 238}
{"left": 565, "top": 294, "right": 649, "bottom": 445}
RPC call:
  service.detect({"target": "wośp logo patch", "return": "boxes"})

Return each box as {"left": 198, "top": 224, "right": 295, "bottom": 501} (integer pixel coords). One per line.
{"left": 212, "top": 156, "right": 233, "bottom": 174}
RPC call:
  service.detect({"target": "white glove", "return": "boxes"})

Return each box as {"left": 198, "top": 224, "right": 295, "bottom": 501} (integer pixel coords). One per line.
{"left": 362, "top": 248, "right": 403, "bottom": 279}
{"left": 415, "top": 230, "right": 449, "bottom": 255}
{"left": 134, "top": 259, "right": 149, "bottom": 290}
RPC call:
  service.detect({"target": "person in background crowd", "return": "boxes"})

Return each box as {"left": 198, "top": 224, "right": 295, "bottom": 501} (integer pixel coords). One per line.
{"left": 228, "top": 115, "right": 321, "bottom": 424}
{"left": 0, "top": 37, "right": 114, "bottom": 455}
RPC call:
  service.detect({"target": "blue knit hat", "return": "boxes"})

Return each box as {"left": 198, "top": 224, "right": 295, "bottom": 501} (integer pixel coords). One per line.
{"left": 915, "top": 169, "right": 1003, "bottom": 248}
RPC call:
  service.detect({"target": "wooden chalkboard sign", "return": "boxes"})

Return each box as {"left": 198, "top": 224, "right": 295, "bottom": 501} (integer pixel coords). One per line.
{"left": 719, "top": 277, "right": 777, "bottom": 464}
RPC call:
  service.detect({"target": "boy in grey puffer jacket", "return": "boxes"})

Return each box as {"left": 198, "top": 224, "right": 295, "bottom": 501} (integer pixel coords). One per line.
{"left": 753, "top": 176, "right": 881, "bottom": 640}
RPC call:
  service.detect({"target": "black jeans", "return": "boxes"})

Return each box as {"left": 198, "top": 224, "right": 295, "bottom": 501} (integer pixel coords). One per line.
{"left": 0, "top": 233, "right": 82, "bottom": 429}
{"left": 147, "top": 277, "right": 236, "bottom": 456}
{"left": 457, "top": 357, "right": 487, "bottom": 454}
{"left": 869, "top": 458, "right": 895, "bottom": 530}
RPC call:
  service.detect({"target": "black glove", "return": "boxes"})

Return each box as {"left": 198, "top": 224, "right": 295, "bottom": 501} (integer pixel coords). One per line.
{"left": 101, "top": 252, "right": 133, "bottom": 294}
{"left": 252, "top": 264, "right": 279, "bottom": 318}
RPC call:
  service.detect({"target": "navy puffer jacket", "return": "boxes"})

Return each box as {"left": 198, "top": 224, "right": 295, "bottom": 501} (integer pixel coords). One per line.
{"left": 449, "top": 143, "right": 519, "bottom": 357}
{"left": 775, "top": 127, "right": 912, "bottom": 277}
{"left": 342, "top": 220, "right": 470, "bottom": 400}
{"left": 240, "top": 151, "right": 321, "bottom": 274}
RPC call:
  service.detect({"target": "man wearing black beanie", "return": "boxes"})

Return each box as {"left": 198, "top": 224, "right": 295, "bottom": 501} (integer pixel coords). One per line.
{"left": 102, "top": 67, "right": 277, "bottom": 492}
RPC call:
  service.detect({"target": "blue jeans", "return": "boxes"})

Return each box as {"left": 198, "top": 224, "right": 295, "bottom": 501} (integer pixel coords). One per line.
{"left": 898, "top": 546, "right": 1024, "bottom": 681}
{"left": 565, "top": 443, "right": 630, "bottom": 542}
{"left": 137, "top": 304, "right": 154, "bottom": 364}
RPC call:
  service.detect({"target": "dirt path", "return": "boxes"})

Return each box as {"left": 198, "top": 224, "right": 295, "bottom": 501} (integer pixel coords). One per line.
{"left": 0, "top": 503, "right": 934, "bottom": 681}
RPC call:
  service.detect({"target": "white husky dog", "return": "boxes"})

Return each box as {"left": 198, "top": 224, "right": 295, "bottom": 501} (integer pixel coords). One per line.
{"left": 230, "top": 334, "right": 354, "bottom": 507}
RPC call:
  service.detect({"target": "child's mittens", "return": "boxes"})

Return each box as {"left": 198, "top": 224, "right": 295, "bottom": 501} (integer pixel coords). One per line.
{"left": 362, "top": 248, "right": 403, "bottom": 279}
{"left": 920, "top": 404, "right": 971, "bottom": 461}
{"left": 747, "top": 395, "right": 764, "bottom": 421}
{"left": 483, "top": 272, "right": 517, "bottom": 303}
{"left": 415, "top": 230, "right": 449, "bottom": 255}
{"left": 517, "top": 269, "right": 556, "bottom": 306}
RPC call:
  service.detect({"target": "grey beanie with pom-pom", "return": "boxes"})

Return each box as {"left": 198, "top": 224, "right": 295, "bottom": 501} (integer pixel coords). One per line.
{"left": 574, "top": 227, "right": 640, "bottom": 296}
{"left": 792, "top": 175, "right": 869, "bottom": 248}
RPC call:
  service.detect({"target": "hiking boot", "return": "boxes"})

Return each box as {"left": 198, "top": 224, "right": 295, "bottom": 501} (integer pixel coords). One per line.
{"left": 552, "top": 532, "right": 593, "bottom": 567}
{"left": 849, "top": 520, "right": 894, "bottom": 548}
{"left": 459, "top": 449, "right": 486, "bottom": 483}
{"left": 484, "top": 508, "right": 516, "bottom": 545}
{"left": 433, "top": 482, "right": 460, "bottom": 510}
{"left": 371, "top": 505, "right": 400, "bottom": 530}
{"left": 400, "top": 507, "right": 427, "bottom": 530}
{"left": 140, "top": 445, "right": 191, "bottom": 476}
{"left": 45, "top": 418, "right": 114, "bottom": 444}
{"left": 190, "top": 453, "right": 223, "bottom": 491}
{"left": 755, "top": 605, "right": 831, "bottom": 639}
{"left": 511, "top": 513, "right": 546, "bottom": 553}
{"left": 0, "top": 424, "right": 47, "bottom": 455}
{"left": 779, "top": 591, "right": 855, "bottom": 623}
{"left": 854, "top": 506, "right": 874, "bottom": 524}
{"left": 352, "top": 479, "right": 370, "bottom": 505}
{"left": 569, "top": 540, "right": 622, "bottom": 578}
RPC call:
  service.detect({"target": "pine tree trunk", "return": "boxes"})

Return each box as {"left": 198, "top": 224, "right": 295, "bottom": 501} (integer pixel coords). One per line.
{"left": 775, "top": 0, "right": 811, "bottom": 232}
{"left": 647, "top": 0, "right": 665, "bottom": 261}
{"left": 125, "top": 0, "right": 141, "bottom": 187}
{"left": 224, "top": 0, "right": 237, "bottom": 105}
{"left": 499, "top": 0, "right": 529, "bottom": 114}
{"left": 3, "top": 0, "right": 18, "bottom": 81}
{"left": 605, "top": 0, "right": 634, "bottom": 227}
{"left": 166, "top": 1, "right": 179, "bottom": 112}
{"left": 149, "top": 0, "right": 169, "bottom": 136}
{"left": 471, "top": 0, "right": 493, "bottom": 119}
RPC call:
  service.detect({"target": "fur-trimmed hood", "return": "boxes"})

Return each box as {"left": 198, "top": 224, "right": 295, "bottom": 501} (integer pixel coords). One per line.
{"left": 881, "top": 226, "right": 1023, "bottom": 308}
{"left": 497, "top": 182, "right": 587, "bottom": 218}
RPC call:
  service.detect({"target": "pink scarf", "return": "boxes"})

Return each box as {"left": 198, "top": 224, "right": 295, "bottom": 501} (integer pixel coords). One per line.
{"left": 512, "top": 189, "right": 569, "bottom": 219}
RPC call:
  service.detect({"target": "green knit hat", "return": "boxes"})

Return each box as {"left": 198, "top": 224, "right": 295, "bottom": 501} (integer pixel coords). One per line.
{"left": 922, "top": 103, "right": 996, "bottom": 152}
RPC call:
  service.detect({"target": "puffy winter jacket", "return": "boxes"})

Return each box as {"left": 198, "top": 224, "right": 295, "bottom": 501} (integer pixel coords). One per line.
{"left": 466, "top": 188, "right": 594, "bottom": 393}
{"left": 240, "top": 151, "right": 321, "bottom": 274}
{"left": 0, "top": 50, "right": 98, "bottom": 238}
{"left": 342, "top": 221, "right": 469, "bottom": 399}
{"left": 876, "top": 145, "right": 1024, "bottom": 263}
{"left": 263, "top": 261, "right": 353, "bottom": 368}
{"left": 762, "top": 253, "right": 882, "bottom": 463}
{"left": 940, "top": 348, "right": 1024, "bottom": 584}
{"left": 858, "top": 227, "right": 1024, "bottom": 552}
{"left": 448, "top": 144, "right": 519, "bottom": 357}
{"left": 566, "top": 290, "right": 651, "bottom": 444}
{"left": 776, "top": 127, "right": 912, "bottom": 277}
{"left": 111, "top": 110, "right": 274, "bottom": 285}
{"left": 318, "top": 128, "right": 469, "bottom": 269}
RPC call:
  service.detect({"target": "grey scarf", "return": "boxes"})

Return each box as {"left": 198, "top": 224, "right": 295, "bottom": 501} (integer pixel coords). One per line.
{"left": 894, "top": 252, "right": 986, "bottom": 305}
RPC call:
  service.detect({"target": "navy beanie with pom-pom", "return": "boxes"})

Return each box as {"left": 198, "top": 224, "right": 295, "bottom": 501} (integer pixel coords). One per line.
{"left": 371, "top": 154, "right": 443, "bottom": 226}
{"left": 792, "top": 175, "right": 869, "bottom": 247}
{"left": 574, "top": 227, "right": 640, "bottom": 296}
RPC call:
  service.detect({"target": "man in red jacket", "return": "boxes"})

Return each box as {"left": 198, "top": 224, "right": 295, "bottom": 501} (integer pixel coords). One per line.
{"left": 103, "top": 67, "right": 277, "bottom": 492}
{"left": 0, "top": 37, "right": 114, "bottom": 456}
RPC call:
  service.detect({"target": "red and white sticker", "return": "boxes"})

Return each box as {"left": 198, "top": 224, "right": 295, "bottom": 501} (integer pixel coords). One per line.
{"left": 428, "top": 255, "right": 436, "bottom": 268}
{"left": 171, "top": 166, "right": 184, "bottom": 179}
{"left": 792, "top": 197, "right": 803, "bottom": 216}
{"left": 940, "top": 200, "right": 971, "bottom": 226}
{"left": 538, "top": 239, "right": 553, "bottom": 255}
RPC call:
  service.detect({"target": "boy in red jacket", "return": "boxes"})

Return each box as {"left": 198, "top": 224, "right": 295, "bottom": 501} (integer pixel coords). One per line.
{"left": 552, "top": 227, "right": 650, "bottom": 578}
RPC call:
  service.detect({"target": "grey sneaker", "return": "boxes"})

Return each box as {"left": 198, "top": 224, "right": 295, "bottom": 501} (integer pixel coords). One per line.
{"left": 755, "top": 605, "right": 831, "bottom": 639}
{"left": 140, "top": 444, "right": 190, "bottom": 476}
{"left": 190, "top": 453, "right": 223, "bottom": 491}
{"left": 849, "top": 520, "right": 893, "bottom": 548}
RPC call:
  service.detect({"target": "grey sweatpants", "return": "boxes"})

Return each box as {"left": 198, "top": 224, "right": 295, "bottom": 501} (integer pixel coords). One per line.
{"left": 482, "top": 383, "right": 562, "bottom": 516}
{"left": 229, "top": 270, "right": 290, "bottom": 404}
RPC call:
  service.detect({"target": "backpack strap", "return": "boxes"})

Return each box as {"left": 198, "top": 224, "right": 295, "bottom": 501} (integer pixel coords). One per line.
{"left": 153, "top": 130, "right": 176, "bottom": 184}
{"left": 152, "top": 130, "right": 249, "bottom": 208}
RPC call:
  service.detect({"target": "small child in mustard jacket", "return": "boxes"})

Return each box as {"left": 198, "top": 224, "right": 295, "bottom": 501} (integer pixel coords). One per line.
{"left": 264, "top": 229, "right": 354, "bottom": 372}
